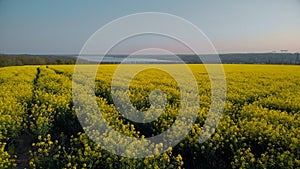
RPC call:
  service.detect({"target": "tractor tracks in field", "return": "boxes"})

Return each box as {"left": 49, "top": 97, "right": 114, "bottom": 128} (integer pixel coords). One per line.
{"left": 14, "top": 67, "right": 41, "bottom": 169}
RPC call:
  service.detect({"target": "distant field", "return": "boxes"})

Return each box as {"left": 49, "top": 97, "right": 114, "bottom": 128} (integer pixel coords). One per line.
{"left": 0, "top": 64, "right": 299, "bottom": 168}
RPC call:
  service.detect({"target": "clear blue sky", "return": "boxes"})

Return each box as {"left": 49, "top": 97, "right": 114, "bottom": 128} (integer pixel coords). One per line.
{"left": 0, "top": 0, "right": 299, "bottom": 54}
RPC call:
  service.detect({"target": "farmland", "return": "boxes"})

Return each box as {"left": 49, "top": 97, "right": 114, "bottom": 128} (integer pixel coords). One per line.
{"left": 0, "top": 64, "right": 299, "bottom": 168}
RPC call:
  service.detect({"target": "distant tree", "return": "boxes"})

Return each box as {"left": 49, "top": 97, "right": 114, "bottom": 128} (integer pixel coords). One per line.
{"left": 56, "top": 59, "right": 63, "bottom": 64}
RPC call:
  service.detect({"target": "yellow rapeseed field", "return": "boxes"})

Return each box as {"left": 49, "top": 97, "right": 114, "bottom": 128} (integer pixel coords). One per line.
{"left": 0, "top": 64, "right": 299, "bottom": 168}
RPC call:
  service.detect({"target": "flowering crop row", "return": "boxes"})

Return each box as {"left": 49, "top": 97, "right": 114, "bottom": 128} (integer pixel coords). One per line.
{"left": 0, "top": 66, "right": 37, "bottom": 168}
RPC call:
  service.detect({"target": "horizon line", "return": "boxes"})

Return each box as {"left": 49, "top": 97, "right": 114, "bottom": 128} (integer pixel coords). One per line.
{"left": 1, "top": 51, "right": 299, "bottom": 56}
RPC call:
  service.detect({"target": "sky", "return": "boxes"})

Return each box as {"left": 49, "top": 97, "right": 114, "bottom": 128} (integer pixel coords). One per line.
{"left": 0, "top": 0, "right": 300, "bottom": 54}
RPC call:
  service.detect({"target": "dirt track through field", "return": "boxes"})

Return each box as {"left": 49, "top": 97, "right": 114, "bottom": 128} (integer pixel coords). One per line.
{"left": 15, "top": 67, "right": 40, "bottom": 169}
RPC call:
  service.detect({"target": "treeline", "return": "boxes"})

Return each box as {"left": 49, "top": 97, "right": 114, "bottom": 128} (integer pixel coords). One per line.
{"left": 0, "top": 54, "right": 76, "bottom": 67}
{"left": 1, "top": 53, "right": 300, "bottom": 67}
{"left": 220, "top": 53, "right": 300, "bottom": 64}
{"left": 178, "top": 53, "right": 300, "bottom": 64}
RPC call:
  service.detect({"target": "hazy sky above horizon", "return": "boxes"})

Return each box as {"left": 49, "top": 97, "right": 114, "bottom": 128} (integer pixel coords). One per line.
{"left": 0, "top": 0, "right": 299, "bottom": 54}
